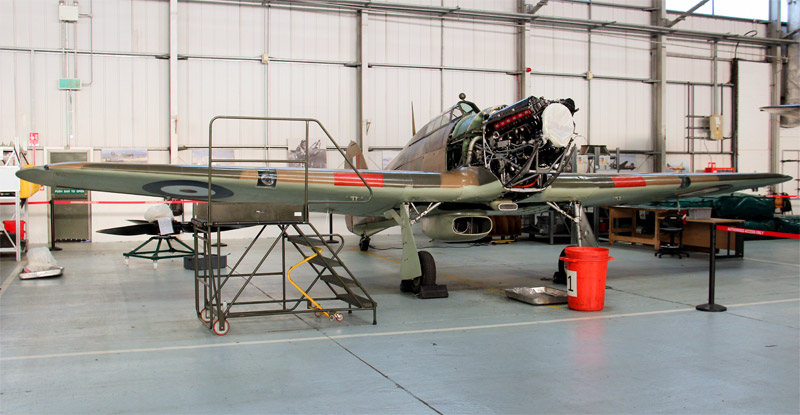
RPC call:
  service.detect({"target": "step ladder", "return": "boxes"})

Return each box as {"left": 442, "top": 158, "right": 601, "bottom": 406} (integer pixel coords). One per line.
{"left": 286, "top": 223, "right": 376, "bottom": 313}
{"left": 193, "top": 115, "right": 377, "bottom": 335}
{"left": 193, "top": 221, "right": 377, "bottom": 336}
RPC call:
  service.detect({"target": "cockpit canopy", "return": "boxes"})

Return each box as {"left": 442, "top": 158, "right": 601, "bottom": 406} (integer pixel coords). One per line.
{"left": 409, "top": 101, "right": 479, "bottom": 145}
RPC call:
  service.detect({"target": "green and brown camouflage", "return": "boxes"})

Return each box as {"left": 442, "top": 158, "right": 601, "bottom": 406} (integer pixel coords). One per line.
{"left": 17, "top": 94, "right": 792, "bottom": 241}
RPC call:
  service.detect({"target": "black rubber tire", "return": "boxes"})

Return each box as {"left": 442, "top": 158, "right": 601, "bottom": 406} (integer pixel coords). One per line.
{"left": 557, "top": 247, "right": 568, "bottom": 276}
{"left": 359, "top": 237, "right": 370, "bottom": 252}
{"left": 418, "top": 250, "right": 436, "bottom": 286}
{"left": 554, "top": 246, "right": 570, "bottom": 285}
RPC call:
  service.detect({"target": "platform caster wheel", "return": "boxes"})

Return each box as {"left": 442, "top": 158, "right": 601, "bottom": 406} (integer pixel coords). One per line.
{"left": 314, "top": 311, "right": 322, "bottom": 318}
{"left": 212, "top": 319, "right": 230, "bottom": 336}
{"left": 330, "top": 312, "right": 344, "bottom": 322}
{"left": 124, "top": 257, "right": 129, "bottom": 266}
{"left": 153, "top": 261, "right": 158, "bottom": 270}
{"left": 199, "top": 308, "right": 211, "bottom": 323}
{"left": 358, "top": 236, "right": 370, "bottom": 252}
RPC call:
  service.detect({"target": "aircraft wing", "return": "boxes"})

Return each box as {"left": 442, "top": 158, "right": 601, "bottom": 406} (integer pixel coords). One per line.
{"left": 16, "top": 162, "right": 505, "bottom": 217}
{"left": 518, "top": 172, "right": 791, "bottom": 208}
{"left": 17, "top": 163, "right": 790, "bottom": 217}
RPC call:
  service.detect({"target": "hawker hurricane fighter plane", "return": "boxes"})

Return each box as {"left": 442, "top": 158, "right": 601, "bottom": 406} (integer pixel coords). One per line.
{"left": 18, "top": 94, "right": 791, "bottom": 298}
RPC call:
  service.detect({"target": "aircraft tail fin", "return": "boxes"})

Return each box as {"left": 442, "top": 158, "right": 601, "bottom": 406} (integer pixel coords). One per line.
{"left": 345, "top": 141, "right": 369, "bottom": 170}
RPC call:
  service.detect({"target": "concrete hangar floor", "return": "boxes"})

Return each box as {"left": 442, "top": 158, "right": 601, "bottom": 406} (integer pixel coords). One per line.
{"left": 1, "top": 235, "right": 798, "bottom": 414}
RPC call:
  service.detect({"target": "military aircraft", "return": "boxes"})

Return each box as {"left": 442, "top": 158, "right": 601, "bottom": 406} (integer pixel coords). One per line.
{"left": 17, "top": 94, "right": 791, "bottom": 298}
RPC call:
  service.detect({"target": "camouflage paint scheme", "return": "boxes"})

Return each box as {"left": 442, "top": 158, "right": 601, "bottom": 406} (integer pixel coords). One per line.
{"left": 16, "top": 95, "right": 791, "bottom": 241}
{"left": 18, "top": 162, "right": 789, "bottom": 218}
{"left": 15, "top": 98, "right": 791, "bottom": 286}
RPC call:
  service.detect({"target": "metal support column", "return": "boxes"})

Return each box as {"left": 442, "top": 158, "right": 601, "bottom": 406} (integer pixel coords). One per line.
{"left": 357, "top": 10, "right": 368, "bottom": 149}
{"left": 169, "top": 0, "right": 179, "bottom": 164}
{"left": 769, "top": 0, "right": 783, "bottom": 191}
{"left": 651, "top": 0, "right": 668, "bottom": 172}
{"left": 517, "top": 0, "right": 528, "bottom": 100}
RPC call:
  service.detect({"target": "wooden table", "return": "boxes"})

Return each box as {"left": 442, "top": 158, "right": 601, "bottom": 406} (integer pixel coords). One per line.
{"left": 685, "top": 218, "right": 745, "bottom": 258}
{"left": 606, "top": 205, "right": 744, "bottom": 256}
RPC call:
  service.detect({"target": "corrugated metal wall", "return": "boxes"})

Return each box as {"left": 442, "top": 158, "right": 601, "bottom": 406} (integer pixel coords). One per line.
{"left": 0, "top": 0, "right": 781, "bottom": 171}
{"left": 1, "top": 0, "right": 791, "bottom": 243}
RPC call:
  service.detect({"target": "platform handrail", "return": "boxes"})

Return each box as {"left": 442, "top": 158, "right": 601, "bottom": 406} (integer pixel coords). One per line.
{"left": 206, "top": 115, "right": 374, "bottom": 223}
{"left": 286, "top": 247, "right": 333, "bottom": 318}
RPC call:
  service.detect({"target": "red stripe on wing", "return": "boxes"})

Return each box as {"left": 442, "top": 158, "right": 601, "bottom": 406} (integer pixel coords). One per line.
{"left": 611, "top": 176, "right": 647, "bottom": 188}
{"left": 333, "top": 172, "right": 384, "bottom": 187}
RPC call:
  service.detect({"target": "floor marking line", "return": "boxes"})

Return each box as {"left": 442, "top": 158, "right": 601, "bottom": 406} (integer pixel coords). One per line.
{"left": 744, "top": 257, "right": 800, "bottom": 267}
{"left": 3, "top": 298, "right": 796, "bottom": 363}
{"left": 0, "top": 262, "right": 24, "bottom": 299}
{"left": 360, "top": 250, "right": 399, "bottom": 263}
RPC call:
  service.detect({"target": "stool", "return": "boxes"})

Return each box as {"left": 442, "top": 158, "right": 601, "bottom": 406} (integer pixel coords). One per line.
{"left": 655, "top": 214, "right": 689, "bottom": 259}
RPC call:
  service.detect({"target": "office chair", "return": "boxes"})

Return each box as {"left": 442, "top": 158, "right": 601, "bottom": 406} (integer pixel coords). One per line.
{"left": 655, "top": 214, "right": 689, "bottom": 259}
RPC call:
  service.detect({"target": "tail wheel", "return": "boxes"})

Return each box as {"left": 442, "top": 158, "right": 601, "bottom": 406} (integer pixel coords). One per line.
{"left": 359, "top": 236, "right": 370, "bottom": 252}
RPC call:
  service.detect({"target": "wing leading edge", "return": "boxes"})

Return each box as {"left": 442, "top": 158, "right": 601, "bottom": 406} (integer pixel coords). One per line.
{"left": 17, "top": 162, "right": 505, "bottom": 217}
{"left": 17, "top": 163, "right": 790, "bottom": 216}
{"left": 521, "top": 172, "right": 791, "bottom": 207}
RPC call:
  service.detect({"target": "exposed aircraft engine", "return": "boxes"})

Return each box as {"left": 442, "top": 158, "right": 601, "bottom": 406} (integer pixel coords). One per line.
{"left": 448, "top": 95, "right": 578, "bottom": 196}
{"left": 421, "top": 213, "right": 493, "bottom": 242}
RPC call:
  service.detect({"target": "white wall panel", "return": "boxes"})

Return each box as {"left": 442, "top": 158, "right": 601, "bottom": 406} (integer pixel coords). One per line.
{"left": 667, "top": 56, "right": 713, "bottom": 84}
{"left": 529, "top": 27, "right": 588, "bottom": 75}
{"left": 31, "top": 53, "right": 67, "bottom": 148}
{"left": 443, "top": 21, "right": 516, "bottom": 71}
{"left": 267, "top": 63, "right": 357, "bottom": 167}
{"left": 366, "top": 67, "right": 442, "bottom": 156}
{"left": 73, "top": 56, "right": 168, "bottom": 149}
{"left": 442, "top": 71, "right": 516, "bottom": 110}
{"left": 269, "top": 8, "right": 357, "bottom": 62}
{"left": 537, "top": 1, "right": 588, "bottom": 19}
{"left": 179, "top": 60, "right": 268, "bottom": 148}
{"left": 6, "top": 0, "right": 62, "bottom": 49}
{"left": 588, "top": 80, "right": 651, "bottom": 150}
{"left": 0, "top": 53, "right": 17, "bottom": 143}
{"left": 181, "top": 2, "right": 251, "bottom": 57}
{"left": 590, "top": 34, "right": 651, "bottom": 79}
{"left": 92, "top": 0, "right": 134, "bottom": 53}
{"left": 130, "top": 0, "right": 169, "bottom": 54}
{"left": 368, "top": 15, "right": 442, "bottom": 66}
{"left": 736, "top": 60, "right": 771, "bottom": 174}
{"left": 665, "top": 84, "right": 686, "bottom": 152}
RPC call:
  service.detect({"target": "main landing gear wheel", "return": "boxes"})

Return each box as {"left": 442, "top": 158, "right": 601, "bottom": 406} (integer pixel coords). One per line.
{"left": 212, "top": 319, "right": 230, "bottom": 336}
{"left": 359, "top": 236, "right": 370, "bottom": 252}
{"left": 400, "top": 251, "right": 448, "bottom": 299}
{"left": 411, "top": 251, "right": 437, "bottom": 294}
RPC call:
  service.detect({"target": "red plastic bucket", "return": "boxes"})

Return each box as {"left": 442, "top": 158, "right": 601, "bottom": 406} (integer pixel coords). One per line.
{"left": 3, "top": 220, "right": 25, "bottom": 239}
{"left": 560, "top": 247, "right": 614, "bottom": 311}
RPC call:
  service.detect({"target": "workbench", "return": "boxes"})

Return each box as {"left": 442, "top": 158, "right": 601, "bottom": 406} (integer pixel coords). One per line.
{"left": 606, "top": 205, "right": 744, "bottom": 256}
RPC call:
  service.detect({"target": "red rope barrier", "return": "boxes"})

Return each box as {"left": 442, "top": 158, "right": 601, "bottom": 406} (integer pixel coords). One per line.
{"left": 716, "top": 225, "right": 800, "bottom": 240}
{"left": 1, "top": 200, "right": 206, "bottom": 206}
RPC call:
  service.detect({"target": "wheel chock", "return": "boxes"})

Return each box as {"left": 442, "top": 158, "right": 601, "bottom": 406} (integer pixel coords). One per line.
{"left": 417, "top": 284, "right": 449, "bottom": 299}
